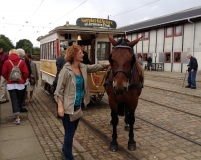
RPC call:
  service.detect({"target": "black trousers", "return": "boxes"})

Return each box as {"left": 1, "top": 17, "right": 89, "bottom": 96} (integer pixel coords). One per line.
{"left": 8, "top": 89, "right": 24, "bottom": 116}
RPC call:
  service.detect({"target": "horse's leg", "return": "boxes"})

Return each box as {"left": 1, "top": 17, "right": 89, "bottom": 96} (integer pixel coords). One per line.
{"left": 110, "top": 110, "right": 118, "bottom": 151}
{"left": 128, "top": 111, "right": 136, "bottom": 150}
{"left": 124, "top": 105, "right": 129, "bottom": 131}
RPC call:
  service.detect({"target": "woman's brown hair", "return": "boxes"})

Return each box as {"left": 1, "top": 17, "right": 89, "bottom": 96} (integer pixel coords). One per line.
{"left": 65, "top": 44, "right": 81, "bottom": 63}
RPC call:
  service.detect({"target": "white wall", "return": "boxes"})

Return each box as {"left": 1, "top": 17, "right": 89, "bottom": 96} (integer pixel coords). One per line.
{"left": 172, "top": 63, "right": 182, "bottom": 72}
{"left": 173, "top": 36, "right": 182, "bottom": 52}
{"left": 194, "top": 21, "right": 201, "bottom": 53}
{"left": 156, "top": 28, "right": 164, "bottom": 53}
{"left": 149, "top": 30, "right": 156, "bottom": 53}
{"left": 183, "top": 23, "right": 193, "bottom": 52}
{"left": 164, "top": 63, "right": 171, "bottom": 72}
{"left": 164, "top": 38, "right": 172, "bottom": 52}
{"left": 143, "top": 41, "right": 149, "bottom": 53}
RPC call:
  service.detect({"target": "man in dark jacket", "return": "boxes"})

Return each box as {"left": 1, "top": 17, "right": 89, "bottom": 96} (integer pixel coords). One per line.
{"left": 80, "top": 45, "right": 91, "bottom": 64}
{"left": 53, "top": 50, "right": 67, "bottom": 92}
{"left": 185, "top": 54, "right": 198, "bottom": 89}
{"left": 0, "top": 45, "right": 9, "bottom": 104}
{"left": 53, "top": 50, "right": 67, "bottom": 118}
{"left": 147, "top": 55, "right": 152, "bottom": 71}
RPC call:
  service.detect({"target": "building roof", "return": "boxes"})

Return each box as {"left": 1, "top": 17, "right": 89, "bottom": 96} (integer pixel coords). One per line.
{"left": 119, "top": 6, "right": 201, "bottom": 33}
{"left": 37, "top": 25, "right": 124, "bottom": 41}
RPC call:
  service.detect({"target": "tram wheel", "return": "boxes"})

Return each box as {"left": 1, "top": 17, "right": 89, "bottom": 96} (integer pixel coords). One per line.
{"left": 90, "top": 93, "right": 104, "bottom": 103}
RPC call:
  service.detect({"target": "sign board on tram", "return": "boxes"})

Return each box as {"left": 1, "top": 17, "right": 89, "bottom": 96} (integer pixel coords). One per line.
{"left": 76, "top": 18, "right": 117, "bottom": 29}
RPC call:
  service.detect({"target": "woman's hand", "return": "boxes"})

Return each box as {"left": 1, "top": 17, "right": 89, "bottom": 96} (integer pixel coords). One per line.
{"left": 103, "top": 62, "right": 110, "bottom": 67}
{"left": 57, "top": 97, "right": 64, "bottom": 117}
{"left": 58, "top": 105, "right": 64, "bottom": 117}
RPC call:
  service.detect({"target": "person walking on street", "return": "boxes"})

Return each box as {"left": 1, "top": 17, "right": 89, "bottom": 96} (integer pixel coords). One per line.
{"left": 54, "top": 44, "right": 110, "bottom": 160}
{"left": 0, "top": 45, "right": 9, "bottom": 104}
{"left": 185, "top": 54, "right": 198, "bottom": 89}
{"left": 2, "top": 49, "right": 29, "bottom": 125}
{"left": 17, "top": 48, "right": 31, "bottom": 112}
{"left": 147, "top": 55, "right": 152, "bottom": 71}
{"left": 25, "top": 54, "right": 39, "bottom": 102}
{"left": 53, "top": 50, "right": 67, "bottom": 92}
{"left": 80, "top": 45, "right": 91, "bottom": 64}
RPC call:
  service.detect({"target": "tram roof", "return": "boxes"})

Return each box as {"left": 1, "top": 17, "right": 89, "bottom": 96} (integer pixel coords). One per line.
{"left": 118, "top": 6, "right": 201, "bottom": 33}
{"left": 37, "top": 25, "right": 124, "bottom": 41}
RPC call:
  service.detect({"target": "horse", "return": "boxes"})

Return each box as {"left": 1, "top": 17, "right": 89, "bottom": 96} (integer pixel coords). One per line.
{"left": 104, "top": 35, "right": 144, "bottom": 151}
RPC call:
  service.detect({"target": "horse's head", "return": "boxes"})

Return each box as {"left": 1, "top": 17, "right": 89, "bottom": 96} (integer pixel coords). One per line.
{"left": 108, "top": 35, "right": 142, "bottom": 95}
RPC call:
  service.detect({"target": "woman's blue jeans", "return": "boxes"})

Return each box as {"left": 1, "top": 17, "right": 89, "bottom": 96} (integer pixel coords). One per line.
{"left": 8, "top": 89, "right": 24, "bottom": 116}
{"left": 62, "top": 114, "right": 79, "bottom": 160}
{"left": 188, "top": 70, "right": 197, "bottom": 88}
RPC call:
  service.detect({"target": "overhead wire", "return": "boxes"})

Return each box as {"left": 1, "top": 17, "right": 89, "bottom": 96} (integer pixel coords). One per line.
{"left": 110, "top": 0, "right": 160, "bottom": 18}
{"left": 13, "top": 0, "right": 45, "bottom": 43}
{"left": 30, "top": 0, "right": 88, "bottom": 40}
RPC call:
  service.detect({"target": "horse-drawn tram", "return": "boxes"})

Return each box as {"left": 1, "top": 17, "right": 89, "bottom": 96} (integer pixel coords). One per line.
{"left": 37, "top": 18, "right": 124, "bottom": 102}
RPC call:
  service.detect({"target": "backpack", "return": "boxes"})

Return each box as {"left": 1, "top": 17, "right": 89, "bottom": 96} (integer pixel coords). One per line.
{"left": 9, "top": 60, "right": 22, "bottom": 82}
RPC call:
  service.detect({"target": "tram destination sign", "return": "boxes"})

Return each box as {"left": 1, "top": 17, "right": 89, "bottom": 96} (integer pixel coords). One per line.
{"left": 76, "top": 18, "right": 117, "bottom": 28}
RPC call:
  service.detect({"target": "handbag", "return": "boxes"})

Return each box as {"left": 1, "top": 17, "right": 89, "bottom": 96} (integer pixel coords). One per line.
{"left": 30, "top": 74, "right": 35, "bottom": 85}
{"left": 69, "top": 107, "right": 83, "bottom": 121}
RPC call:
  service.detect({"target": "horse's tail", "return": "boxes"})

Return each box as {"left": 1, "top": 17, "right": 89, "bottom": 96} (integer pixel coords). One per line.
{"left": 118, "top": 102, "right": 125, "bottom": 116}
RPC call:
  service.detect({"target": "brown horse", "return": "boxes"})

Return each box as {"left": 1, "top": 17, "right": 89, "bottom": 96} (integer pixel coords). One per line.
{"left": 105, "top": 35, "right": 144, "bottom": 151}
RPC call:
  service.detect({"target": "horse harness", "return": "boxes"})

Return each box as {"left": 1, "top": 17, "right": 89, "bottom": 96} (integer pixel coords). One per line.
{"left": 104, "top": 39, "right": 143, "bottom": 92}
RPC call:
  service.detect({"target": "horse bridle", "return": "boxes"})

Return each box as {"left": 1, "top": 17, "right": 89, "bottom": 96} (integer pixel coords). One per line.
{"left": 109, "top": 44, "right": 136, "bottom": 91}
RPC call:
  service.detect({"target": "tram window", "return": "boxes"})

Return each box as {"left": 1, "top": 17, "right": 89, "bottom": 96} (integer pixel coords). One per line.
{"left": 53, "top": 41, "right": 56, "bottom": 59}
{"left": 174, "top": 52, "right": 181, "bottom": 63}
{"left": 165, "top": 52, "right": 171, "bottom": 63}
{"left": 97, "top": 42, "right": 110, "bottom": 60}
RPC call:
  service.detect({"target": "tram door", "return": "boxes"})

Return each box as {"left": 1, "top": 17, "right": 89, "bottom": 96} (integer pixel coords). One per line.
{"left": 78, "top": 35, "right": 95, "bottom": 64}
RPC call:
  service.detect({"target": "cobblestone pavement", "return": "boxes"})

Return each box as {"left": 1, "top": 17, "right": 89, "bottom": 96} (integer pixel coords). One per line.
{"left": 32, "top": 63, "right": 201, "bottom": 160}
{"left": 33, "top": 87, "right": 128, "bottom": 160}
{"left": 26, "top": 93, "right": 84, "bottom": 160}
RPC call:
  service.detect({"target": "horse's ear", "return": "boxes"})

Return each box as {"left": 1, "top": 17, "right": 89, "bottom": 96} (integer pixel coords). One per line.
{"left": 127, "top": 36, "right": 143, "bottom": 47}
{"left": 108, "top": 34, "right": 117, "bottom": 46}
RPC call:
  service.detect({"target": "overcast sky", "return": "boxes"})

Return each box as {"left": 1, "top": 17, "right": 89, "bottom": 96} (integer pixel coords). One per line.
{"left": 0, "top": 0, "right": 201, "bottom": 47}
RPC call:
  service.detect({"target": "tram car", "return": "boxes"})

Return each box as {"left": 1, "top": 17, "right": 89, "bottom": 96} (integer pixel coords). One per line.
{"left": 37, "top": 19, "right": 124, "bottom": 102}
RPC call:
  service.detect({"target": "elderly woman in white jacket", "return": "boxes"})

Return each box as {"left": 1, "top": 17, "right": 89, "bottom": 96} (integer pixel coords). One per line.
{"left": 54, "top": 44, "right": 109, "bottom": 160}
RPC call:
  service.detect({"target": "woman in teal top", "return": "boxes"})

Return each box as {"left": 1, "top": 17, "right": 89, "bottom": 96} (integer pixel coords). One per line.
{"left": 74, "top": 73, "right": 84, "bottom": 108}
{"left": 55, "top": 44, "right": 110, "bottom": 160}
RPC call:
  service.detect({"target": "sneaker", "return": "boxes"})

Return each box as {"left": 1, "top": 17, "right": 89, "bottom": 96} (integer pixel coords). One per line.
{"left": 191, "top": 87, "right": 196, "bottom": 89}
{"left": 13, "top": 119, "right": 20, "bottom": 125}
{"left": 185, "top": 85, "right": 191, "bottom": 88}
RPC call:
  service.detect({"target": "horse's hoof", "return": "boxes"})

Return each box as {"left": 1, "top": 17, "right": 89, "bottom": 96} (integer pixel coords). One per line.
{"left": 110, "top": 143, "right": 118, "bottom": 152}
{"left": 125, "top": 124, "right": 130, "bottom": 131}
{"left": 128, "top": 143, "right": 136, "bottom": 151}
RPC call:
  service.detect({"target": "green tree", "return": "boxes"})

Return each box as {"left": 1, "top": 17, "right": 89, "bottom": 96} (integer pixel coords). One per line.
{"left": 0, "top": 34, "right": 14, "bottom": 52}
{"left": 33, "top": 47, "right": 40, "bottom": 55}
{"left": 16, "top": 39, "right": 33, "bottom": 54}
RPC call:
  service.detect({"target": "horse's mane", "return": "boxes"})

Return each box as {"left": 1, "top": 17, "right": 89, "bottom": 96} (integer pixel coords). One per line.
{"left": 136, "top": 59, "right": 144, "bottom": 84}
{"left": 116, "top": 38, "right": 130, "bottom": 46}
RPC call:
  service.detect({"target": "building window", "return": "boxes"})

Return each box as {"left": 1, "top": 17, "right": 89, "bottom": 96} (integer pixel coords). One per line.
{"left": 174, "top": 52, "right": 181, "bottom": 62}
{"left": 144, "top": 32, "right": 149, "bottom": 40}
{"left": 165, "top": 27, "right": 173, "bottom": 38}
{"left": 97, "top": 42, "right": 110, "bottom": 60}
{"left": 142, "top": 53, "right": 148, "bottom": 61}
{"left": 165, "top": 52, "right": 171, "bottom": 62}
{"left": 138, "top": 32, "right": 149, "bottom": 40}
{"left": 174, "top": 25, "right": 182, "bottom": 36}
